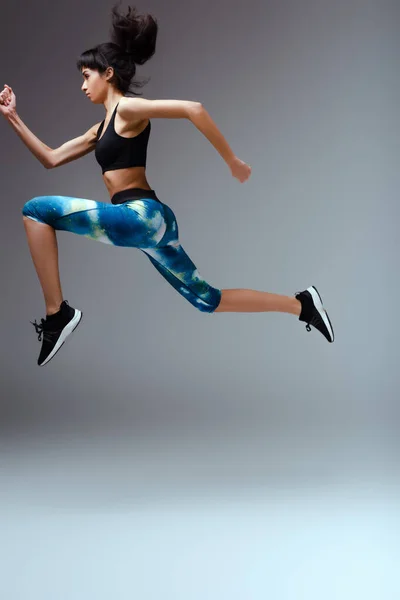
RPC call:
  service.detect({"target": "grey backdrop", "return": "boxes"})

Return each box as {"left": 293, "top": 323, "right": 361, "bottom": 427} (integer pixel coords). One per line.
{"left": 0, "top": 0, "right": 398, "bottom": 598}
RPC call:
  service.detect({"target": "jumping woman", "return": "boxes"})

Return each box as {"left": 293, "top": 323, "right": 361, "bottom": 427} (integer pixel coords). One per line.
{"left": 0, "top": 3, "right": 334, "bottom": 367}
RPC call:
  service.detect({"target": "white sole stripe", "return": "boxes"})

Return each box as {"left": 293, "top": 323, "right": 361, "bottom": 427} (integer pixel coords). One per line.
{"left": 307, "top": 286, "right": 334, "bottom": 342}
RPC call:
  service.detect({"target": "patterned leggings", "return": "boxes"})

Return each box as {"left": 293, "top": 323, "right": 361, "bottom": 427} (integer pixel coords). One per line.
{"left": 22, "top": 187, "right": 222, "bottom": 313}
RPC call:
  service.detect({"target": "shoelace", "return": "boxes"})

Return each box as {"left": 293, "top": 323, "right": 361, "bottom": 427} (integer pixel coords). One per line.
{"left": 30, "top": 301, "right": 69, "bottom": 342}
{"left": 296, "top": 291, "right": 321, "bottom": 333}
{"left": 30, "top": 318, "right": 58, "bottom": 343}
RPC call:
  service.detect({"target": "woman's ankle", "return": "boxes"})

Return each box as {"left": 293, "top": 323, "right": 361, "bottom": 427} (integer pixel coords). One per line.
{"left": 46, "top": 300, "right": 63, "bottom": 316}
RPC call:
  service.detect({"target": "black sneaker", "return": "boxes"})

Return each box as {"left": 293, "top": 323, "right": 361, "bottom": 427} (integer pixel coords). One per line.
{"left": 295, "top": 286, "right": 334, "bottom": 343}
{"left": 30, "top": 300, "right": 83, "bottom": 366}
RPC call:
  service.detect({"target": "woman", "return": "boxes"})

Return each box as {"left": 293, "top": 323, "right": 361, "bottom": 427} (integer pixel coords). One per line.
{"left": 0, "top": 4, "right": 334, "bottom": 367}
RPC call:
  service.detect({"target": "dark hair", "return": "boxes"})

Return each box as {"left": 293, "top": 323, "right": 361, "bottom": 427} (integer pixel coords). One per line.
{"left": 76, "top": 2, "right": 158, "bottom": 96}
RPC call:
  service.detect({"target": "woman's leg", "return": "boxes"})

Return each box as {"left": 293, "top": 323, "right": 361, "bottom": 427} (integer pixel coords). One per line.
{"left": 139, "top": 201, "right": 301, "bottom": 316}
{"left": 21, "top": 195, "right": 133, "bottom": 315}
{"left": 143, "top": 245, "right": 301, "bottom": 316}
{"left": 21, "top": 194, "right": 164, "bottom": 366}
{"left": 23, "top": 217, "right": 64, "bottom": 315}
{"left": 214, "top": 289, "right": 301, "bottom": 315}
{"left": 139, "top": 200, "right": 334, "bottom": 342}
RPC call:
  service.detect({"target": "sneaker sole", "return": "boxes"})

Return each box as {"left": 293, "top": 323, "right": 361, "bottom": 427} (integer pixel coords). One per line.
{"left": 39, "top": 309, "right": 83, "bottom": 366}
{"left": 307, "top": 286, "right": 335, "bottom": 343}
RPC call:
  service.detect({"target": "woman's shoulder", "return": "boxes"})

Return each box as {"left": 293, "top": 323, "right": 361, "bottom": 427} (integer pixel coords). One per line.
{"left": 117, "top": 97, "right": 149, "bottom": 130}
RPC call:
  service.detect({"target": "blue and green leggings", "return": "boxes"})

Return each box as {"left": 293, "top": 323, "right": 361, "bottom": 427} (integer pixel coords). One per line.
{"left": 22, "top": 187, "right": 222, "bottom": 313}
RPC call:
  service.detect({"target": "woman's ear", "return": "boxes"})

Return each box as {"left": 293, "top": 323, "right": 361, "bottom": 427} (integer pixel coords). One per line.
{"left": 105, "top": 66, "right": 114, "bottom": 82}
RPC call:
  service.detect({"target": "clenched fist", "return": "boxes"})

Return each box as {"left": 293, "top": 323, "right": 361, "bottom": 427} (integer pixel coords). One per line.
{"left": 0, "top": 84, "right": 16, "bottom": 116}
{"left": 228, "top": 156, "right": 252, "bottom": 183}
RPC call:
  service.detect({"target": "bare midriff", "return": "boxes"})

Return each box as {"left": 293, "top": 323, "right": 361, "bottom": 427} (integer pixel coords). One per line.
{"left": 102, "top": 166, "right": 153, "bottom": 200}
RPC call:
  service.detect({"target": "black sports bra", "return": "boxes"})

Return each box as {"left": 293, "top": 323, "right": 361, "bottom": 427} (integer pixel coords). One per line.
{"left": 95, "top": 102, "right": 151, "bottom": 174}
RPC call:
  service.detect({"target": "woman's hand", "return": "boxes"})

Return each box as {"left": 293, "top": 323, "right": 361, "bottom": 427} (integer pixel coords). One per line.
{"left": 228, "top": 156, "right": 252, "bottom": 183}
{"left": 0, "top": 85, "right": 16, "bottom": 117}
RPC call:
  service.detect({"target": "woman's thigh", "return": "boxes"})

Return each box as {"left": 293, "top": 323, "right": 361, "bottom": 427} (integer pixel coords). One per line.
{"left": 22, "top": 195, "right": 167, "bottom": 247}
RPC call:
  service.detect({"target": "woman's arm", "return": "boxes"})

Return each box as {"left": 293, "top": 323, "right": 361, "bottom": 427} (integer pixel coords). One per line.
{"left": 119, "top": 98, "right": 235, "bottom": 166}
{"left": 0, "top": 85, "right": 99, "bottom": 169}
{"left": 119, "top": 97, "right": 251, "bottom": 182}
{"left": 5, "top": 110, "right": 101, "bottom": 169}
{"left": 0, "top": 85, "right": 52, "bottom": 167}
{"left": 187, "top": 103, "right": 237, "bottom": 166}
{"left": 5, "top": 109, "right": 53, "bottom": 168}
{"left": 48, "top": 123, "right": 101, "bottom": 168}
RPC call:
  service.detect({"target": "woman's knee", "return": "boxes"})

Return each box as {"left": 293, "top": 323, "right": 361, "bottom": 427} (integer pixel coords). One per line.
{"left": 193, "top": 288, "right": 222, "bottom": 314}
{"left": 22, "top": 197, "right": 49, "bottom": 224}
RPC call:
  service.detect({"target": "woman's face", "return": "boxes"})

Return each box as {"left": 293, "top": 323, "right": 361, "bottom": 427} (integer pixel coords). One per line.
{"left": 81, "top": 68, "right": 108, "bottom": 103}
